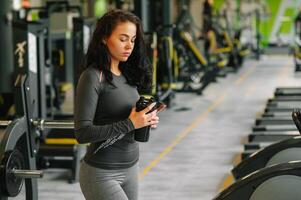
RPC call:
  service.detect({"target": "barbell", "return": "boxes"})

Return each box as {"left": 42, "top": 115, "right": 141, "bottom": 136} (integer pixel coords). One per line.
{"left": 0, "top": 149, "right": 43, "bottom": 197}
{"left": 0, "top": 119, "right": 74, "bottom": 130}
{"left": 0, "top": 119, "right": 74, "bottom": 197}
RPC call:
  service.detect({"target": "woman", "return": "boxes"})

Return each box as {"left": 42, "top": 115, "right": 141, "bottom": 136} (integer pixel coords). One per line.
{"left": 74, "top": 9, "right": 159, "bottom": 200}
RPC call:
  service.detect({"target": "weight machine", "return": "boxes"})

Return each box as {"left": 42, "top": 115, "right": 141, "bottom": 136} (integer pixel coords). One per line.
{"left": 0, "top": 19, "right": 76, "bottom": 199}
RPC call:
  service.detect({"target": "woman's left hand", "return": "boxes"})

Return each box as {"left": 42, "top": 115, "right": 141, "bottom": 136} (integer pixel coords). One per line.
{"left": 150, "top": 115, "right": 159, "bottom": 129}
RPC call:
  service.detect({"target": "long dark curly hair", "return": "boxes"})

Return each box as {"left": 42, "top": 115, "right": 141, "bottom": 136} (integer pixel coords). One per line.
{"left": 83, "top": 9, "right": 152, "bottom": 92}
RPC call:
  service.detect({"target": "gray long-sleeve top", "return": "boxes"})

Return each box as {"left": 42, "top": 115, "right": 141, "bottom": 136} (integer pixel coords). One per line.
{"left": 74, "top": 67, "right": 140, "bottom": 169}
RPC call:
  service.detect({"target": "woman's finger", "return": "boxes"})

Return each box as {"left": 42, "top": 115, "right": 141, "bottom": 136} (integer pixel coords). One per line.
{"left": 151, "top": 124, "right": 157, "bottom": 129}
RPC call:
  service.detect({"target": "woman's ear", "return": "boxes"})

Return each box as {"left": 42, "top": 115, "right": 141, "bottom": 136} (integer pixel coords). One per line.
{"left": 102, "top": 39, "right": 107, "bottom": 45}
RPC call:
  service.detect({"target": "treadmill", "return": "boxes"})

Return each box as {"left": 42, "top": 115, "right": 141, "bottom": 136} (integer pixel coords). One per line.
{"left": 213, "top": 161, "right": 301, "bottom": 200}
{"left": 275, "top": 87, "right": 301, "bottom": 96}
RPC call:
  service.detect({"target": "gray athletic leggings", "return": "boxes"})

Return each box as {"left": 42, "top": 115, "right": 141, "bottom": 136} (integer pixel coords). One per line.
{"left": 79, "top": 161, "right": 138, "bottom": 200}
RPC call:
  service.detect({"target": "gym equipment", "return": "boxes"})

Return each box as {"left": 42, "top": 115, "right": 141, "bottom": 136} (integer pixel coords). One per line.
{"left": 214, "top": 161, "right": 301, "bottom": 200}
{"left": 203, "top": 24, "right": 232, "bottom": 72}
{"left": 0, "top": 73, "right": 76, "bottom": 199}
{"left": 214, "top": 99, "right": 301, "bottom": 199}
{"left": 1, "top": 119, "right": 76, "bottom": 197}
{"left": 0, "top": 115, "right": 75, "bottom": 199}
{"left": 0, "top": 117, "right": 43, "bottom": 199}
{"left": 265, "top": 107, "right": 297, "bottom": 114}
{"left": 213, "top": 10, "right": 249, "bottom": 71}
{"left": 253, "top": 124, "right": 297, "bottom": 132}
{"left": 268, "top": 96, "right": 301, "bottom": 102}
{"left": 233, "top": 110, "right": 301, "bottom": 179}
{"left": 253, "top": 87, "right": 301, "bottom": 133}
{"left": 233, "top": 136, "right": 301, "bottom": 179}
{"left": 257, "top": 97, "right": 301, "bottom": 117}
{"left": 145, "top": 26, "right": 175, "bottom": 106}
{"left": 248, "top": 131, "right": 299, "bottom": 142}
{"left": 134, "top": 0, "right": 176, "bottom": 105}
{"left": 156, "top": 26, "right": 176, "bottom": 105}
{"left": 239, "top": 8, "right": 262, "bottom": 61}
{"left": 40, "top": 15, "right": 92, "bottom": 182}
{"left": 294, "top": 10, "right": 301, "bottom": 71}
{"left": 0, "top": 27, "right": 44, "bottom": 198}
{"left": 243, "top": 97, "right": 301, "bottom": 156}
{"left": 292, "top": 109, "right": 301, "bottom": 132}
{"left": 172, "top": 4, "right": 221, "bottom": 95}
{"left": 6, "top": 18, "right": 84, "bottom": 186}
{"left": 255, "top": 117, "right": 294, "bottom": 126}
{"left": 267, "top": 101, "right": 301, "bottom": 109}
{"left": 72, "top": 17, "right": 95, "bottom": 87}
{"left": 253, "top": 101, "right": 298, "bottom": 131}
{"left": 274, "top": 87, "right": 301, "bottom": 96}
{"left": 21, "top": 1, "right": 82, "bottom": 115}
{"left": 263, "top": 111, "right": 297, "bottom": 117}
{"left": 173, "top": 29, "right": 219, "bottom": 94}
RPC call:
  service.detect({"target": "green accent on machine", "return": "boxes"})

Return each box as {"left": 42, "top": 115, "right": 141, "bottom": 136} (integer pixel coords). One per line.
{"left": 259, "top": 0, "right": 281, "bottom": 46}
{"left": 278, "top": 8, "right": 295, "bottom": 34}
{"left": 94, "top": 0, "right": 107, "bottom": 17}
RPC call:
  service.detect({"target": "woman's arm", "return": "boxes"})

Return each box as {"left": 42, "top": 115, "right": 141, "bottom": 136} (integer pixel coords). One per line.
{"left": 74, "top": 69, "right": 135, "bottom": 144}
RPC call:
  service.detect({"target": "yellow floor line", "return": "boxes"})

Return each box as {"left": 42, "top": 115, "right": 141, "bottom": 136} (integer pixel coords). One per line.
{"left": 139, "top": 94, "right": 227, "bottom": 180}
{"left": 235, "top": 66, "right": 255, "bottom": 86}
{"left": 218, "top": 173, "right": 235, "bottom": 192}
{"left": 232, "top": 153, "right": 242, "bottom": 167}
{"left": 140, "top": 63, "right": 258, "bottom": 180}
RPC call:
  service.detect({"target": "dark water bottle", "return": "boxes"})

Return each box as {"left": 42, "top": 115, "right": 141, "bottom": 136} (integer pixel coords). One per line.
{"left": 134, "top": 97, "right": 153, "bottom": 142}
{"left": 134, "top": 126, "right": 151, "bottom": 142}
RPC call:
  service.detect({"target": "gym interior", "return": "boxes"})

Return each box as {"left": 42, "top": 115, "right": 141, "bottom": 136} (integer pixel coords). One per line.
{"left": 1, "top": 0, "right": 301, "bottom": 199}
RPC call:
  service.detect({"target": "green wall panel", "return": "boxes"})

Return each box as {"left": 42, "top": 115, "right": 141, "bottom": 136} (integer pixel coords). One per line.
{"left": 278, "top": 7, "right": 295, "bottom": 34}
{"left": 213, "top": 0, "right": 225, "bottom": 12}
{"left": 260, "top": 0, "right": 282, "bottom": 46}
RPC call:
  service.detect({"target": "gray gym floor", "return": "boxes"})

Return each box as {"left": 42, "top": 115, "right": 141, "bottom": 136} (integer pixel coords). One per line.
{"left": 15, "top": 55, "right": 301, "bottom": 200}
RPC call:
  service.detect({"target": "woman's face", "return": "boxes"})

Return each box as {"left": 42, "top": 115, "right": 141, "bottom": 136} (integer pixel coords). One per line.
{"left": 105, "top": 21, "right": 137, "bottom": 63}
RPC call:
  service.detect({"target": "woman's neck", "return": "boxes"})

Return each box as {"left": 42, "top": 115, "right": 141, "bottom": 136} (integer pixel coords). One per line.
{"left": 110, "top": 60, "right": 121, "bottom": 76}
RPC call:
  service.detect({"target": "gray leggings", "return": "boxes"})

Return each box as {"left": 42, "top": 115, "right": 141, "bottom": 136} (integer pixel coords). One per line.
{"left": 79, "top": 161, "right": 138, "bottom": 200}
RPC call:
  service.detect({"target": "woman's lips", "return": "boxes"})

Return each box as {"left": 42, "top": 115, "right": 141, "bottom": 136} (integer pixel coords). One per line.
{"left": 122, "top": 53, "right": 131, "bottom": 57}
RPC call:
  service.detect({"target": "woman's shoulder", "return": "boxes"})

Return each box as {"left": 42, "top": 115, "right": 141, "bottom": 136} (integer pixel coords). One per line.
{"left": 80, "top": 66, "right": 102, "bottom": 82}
{"left": 82, "top": 66, "right": 101, "bottom": 75}
{"left": 78, "top": 67, "right": 104, "bottom": 94}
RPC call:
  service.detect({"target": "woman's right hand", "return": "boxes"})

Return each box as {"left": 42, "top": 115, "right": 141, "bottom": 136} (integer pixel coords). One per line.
{"left": 129, "top": 103, "right": 159, "bottom": 129}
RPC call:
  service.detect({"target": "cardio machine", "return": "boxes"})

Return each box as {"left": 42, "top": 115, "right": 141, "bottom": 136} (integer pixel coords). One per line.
{"left": 213, "top": 110, "right": 301, "bottom": 200}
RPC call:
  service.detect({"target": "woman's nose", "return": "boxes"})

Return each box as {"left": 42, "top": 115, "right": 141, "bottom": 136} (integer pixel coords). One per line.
{"left": 125, "top": 42, "right": 133, "bottom": 49}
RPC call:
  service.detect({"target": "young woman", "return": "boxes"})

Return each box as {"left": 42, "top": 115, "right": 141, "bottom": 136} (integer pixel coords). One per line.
{"left": 74, "top": 9, "right": 159, "bottom": 200}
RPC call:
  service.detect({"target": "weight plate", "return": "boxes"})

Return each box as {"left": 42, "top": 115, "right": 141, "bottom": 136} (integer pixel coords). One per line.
{"left": 0, "top": 149, "right": 24, "bottom": 197}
